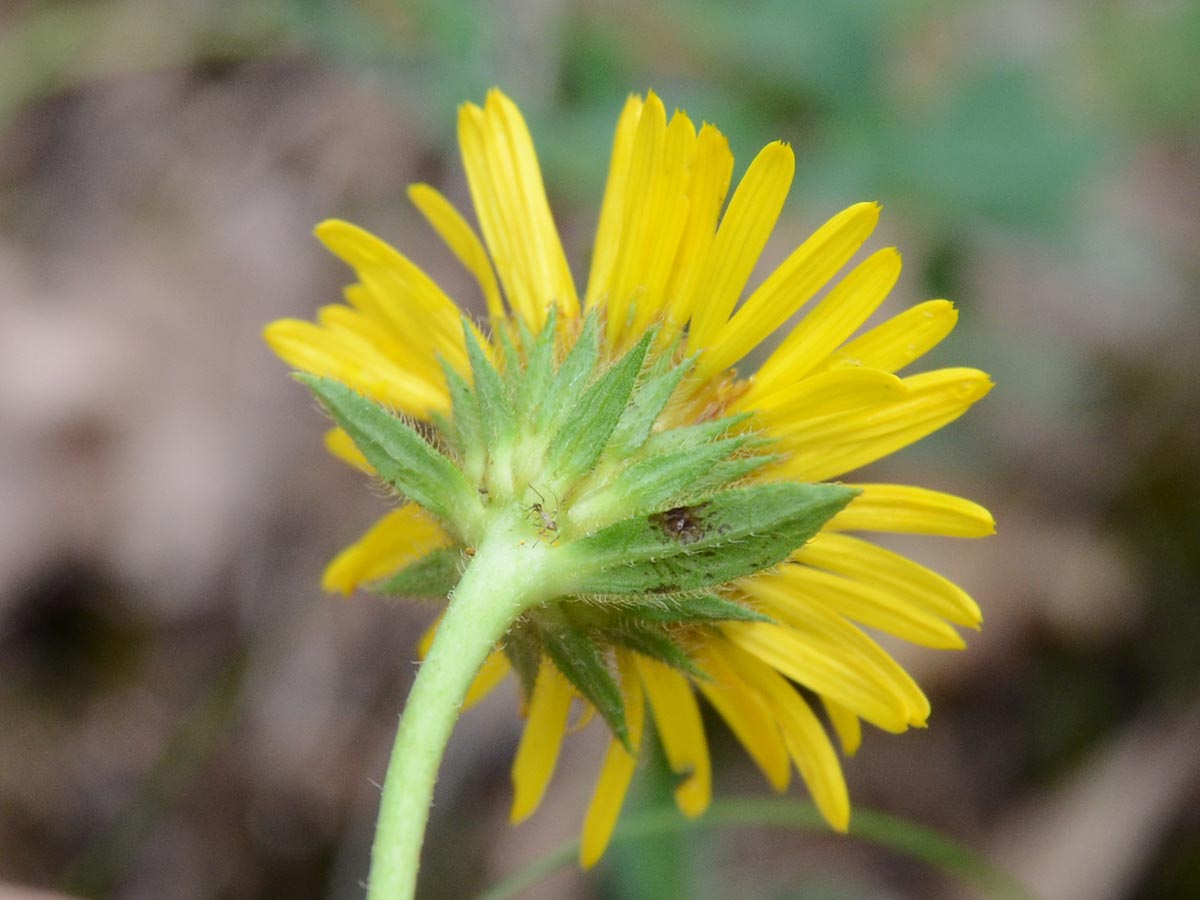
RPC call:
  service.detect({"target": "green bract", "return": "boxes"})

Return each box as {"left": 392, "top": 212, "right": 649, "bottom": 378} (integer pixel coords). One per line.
{"left": 299, "top": 314, "right": 858, "bottom": 723}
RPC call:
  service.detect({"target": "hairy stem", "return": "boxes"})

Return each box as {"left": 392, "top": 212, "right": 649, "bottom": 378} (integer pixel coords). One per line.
{"left": 366, "top": 508, "right": 553, "bottom": 900}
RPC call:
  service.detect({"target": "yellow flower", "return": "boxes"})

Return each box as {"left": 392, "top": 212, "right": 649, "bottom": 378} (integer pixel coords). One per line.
{"left": 264, "top": 89, "right": 993, "bottom": 868}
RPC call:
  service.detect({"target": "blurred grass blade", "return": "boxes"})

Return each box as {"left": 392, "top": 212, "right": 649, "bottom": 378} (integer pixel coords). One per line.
{"left": 478, "top": 796, "right": 1039, "bottom": 900}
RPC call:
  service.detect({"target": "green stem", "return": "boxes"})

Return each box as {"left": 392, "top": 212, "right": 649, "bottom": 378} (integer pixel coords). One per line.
{"left": 366, "top": 508, "right": 554, "bottom": 900}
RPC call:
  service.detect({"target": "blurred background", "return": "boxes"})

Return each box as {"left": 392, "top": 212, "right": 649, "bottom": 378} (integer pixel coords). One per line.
{"left": 2, "top": 0, "right": 1198, "bottom": 898}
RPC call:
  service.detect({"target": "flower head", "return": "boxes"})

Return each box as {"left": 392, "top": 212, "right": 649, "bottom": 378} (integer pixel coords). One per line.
{"left": 265, "top": 89, "right": 993, "bottom": 867}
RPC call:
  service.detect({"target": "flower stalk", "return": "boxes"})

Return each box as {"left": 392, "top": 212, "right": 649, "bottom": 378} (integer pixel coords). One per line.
{"left": 367, "top": 507, "right": 556, "bottom": 900}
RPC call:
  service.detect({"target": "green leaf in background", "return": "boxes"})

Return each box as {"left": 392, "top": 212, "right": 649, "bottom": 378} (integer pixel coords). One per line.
{"left": 599, "top": 734, "right": 697, "bottom": 900}
{"left": 880, "top": 66, "right": 1104, "bottom": 230}
{"left": 671, "top": 0, "right": 896, "bottom": 107}
{"left": 1095, "top": 1, "right": 1200, "bottom": 133}
{"left": 282, "top": 0, "right": 496, "bottom": 132}
{"left": 479, "top": 797, "right": 1039, "bottom": 900}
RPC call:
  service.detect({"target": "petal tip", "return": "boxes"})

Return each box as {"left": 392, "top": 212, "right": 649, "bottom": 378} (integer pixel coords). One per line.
{"left": 406, "top": 182, "right": 432, "bottom": 202}
{"left": 771, "top": 140, "right": 796, "bottom": 163}
{"left": 320, "top": 564, "right": 355, "bottom": 596}
{"left": 313, "top": 218, "right": 352, "bottom": 240}
{"left": 261, "top": 319, "right": 287, "bottom": 343}
{"left": 675, "top": 782, "right": 710, "bottom": 819}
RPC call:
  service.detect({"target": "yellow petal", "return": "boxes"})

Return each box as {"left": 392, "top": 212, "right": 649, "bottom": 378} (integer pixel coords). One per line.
{"left": 338, "top": 283, "right": 441, "bottom": 384}
{"left": 659, "top": 124, "right": 734, "bottom": 346}
{"left": 487, "top": 90, "right": 580, "bottom": 321}
{"left": 770, "top": 562, "right": 967, "bottom": 649}
{"left": 324, "top": 427, "right": 371, "bottom": 474}
{"left": 698, "top": 202, "right": 881, "bottom": 379}
{"left": 747, "top": 247, "right": 902, "bottom": 399}
{"left": 602, "top": 92, "right": 668, "bottom": 345}
{"left": 694, "top": 643, "right": 791, "bottom": 792}
{"left": 581, "top": 739, "right": 638, "bottom": 869}
{"left": 459, "top": 102, "right": 535, "bottom": 326}
{"left": 827, "top": 483, "right": 996, "bottom": 537}
{"left": 314, "top": 308, "right": 445, "bottom": 410}
{"left": 586, "top": 94, "right": 645, "bottom": 311}
{"left": 314, "top": 219, "right": 471, "bottom": 373}
{"left": 580, "top": 651, "right": 645, "bottom": 868}
{"left": 767, "top": 367, "right": 994, "bottom": 482}
{"left": 821, "top": 697, "right": 862, "bottom": 756}
{"left": 635, "top": 655, "right": 711, "bottom": 818}
{"left": 274, "top": 314, "right": 400, "bottom": 381}
{"left": 606, "top": 100, "right": 698, "bottom": 347}
{"left": 337, "top": 279, "right": 473, "bottom": 387}
{"left": 741, "top": 366, "right": 907, "bottom": 422}
{"left": 321, "top": 505, "right": 453, "bottom": 595}
{"left": 316, "top": 303, "right": 410, "bottom": 364}
{"left": 796, "top": 533, "right": 983, "bottom": 628}
{"left": 511, "top": 661, "right": 574, "bottom": 823}
{"left": 408, "top": 183, "right": 505, "bottom": 322}
{"left": 460, "top": 91, "right": 578, "bottom": 331}
{"left": 628, "top": 111, "right": 696, "bottom": 343}
{"left": 741, "top": 578, "right": 931, "bottom": 726}
{"left": 263, "top": 318, "right": 448, "bottom": 417}
{"left": 714, "top": 638, "right": 850, "bottom": 831}
{"left": 720, "top": 618, "right": 912, "bottom": 733}
{"left": 821, "top": 299, "right": 958, "bottom": 374}
{"left": 686, "top": 141, "right": 795, "bottom": 352}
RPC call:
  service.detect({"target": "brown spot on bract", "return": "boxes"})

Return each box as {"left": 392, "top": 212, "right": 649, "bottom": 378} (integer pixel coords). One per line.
{"left": 651, "top": 504, "right": 709, "bottom": 545}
